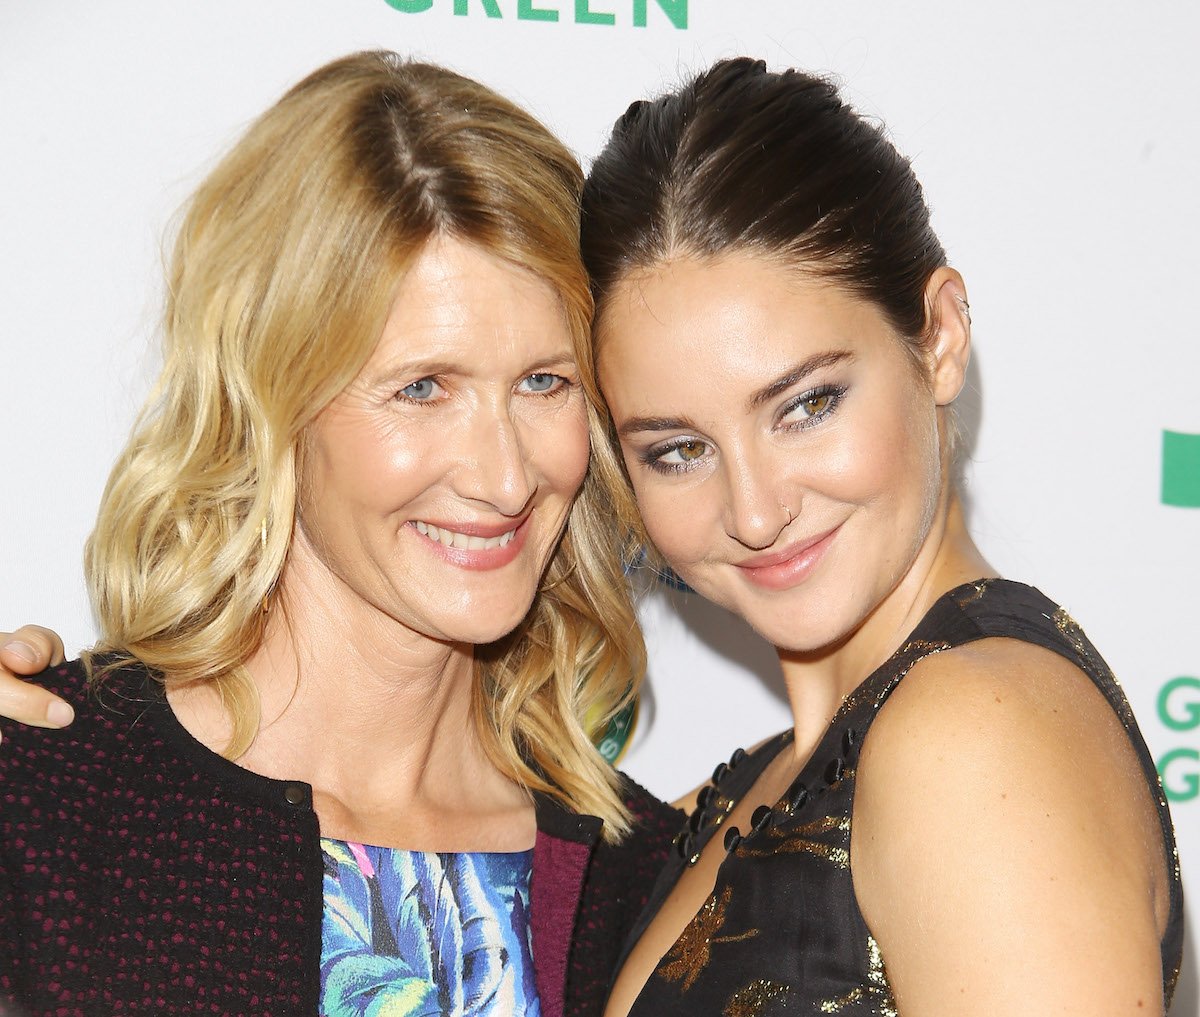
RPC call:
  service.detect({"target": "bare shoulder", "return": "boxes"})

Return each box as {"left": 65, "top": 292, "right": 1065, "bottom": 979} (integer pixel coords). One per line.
{"left": 851, "top": 638, "right": 1170, "bottom": 1016}
{"left": 862, "top": 636, "right": 1148, "bottom": 795}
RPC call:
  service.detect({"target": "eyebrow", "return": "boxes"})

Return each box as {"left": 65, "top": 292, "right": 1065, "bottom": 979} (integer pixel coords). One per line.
{"left": 617, "top": 413, "right": 703, "bottom": 438}
{"left": 370, "top": 352, "right": 577, "bottom": 387}
{"left": 616, "top": 349, "right": 855, "bottom": 438}
{"left": 748, "top": 350, "right": 855, "bottom": 409}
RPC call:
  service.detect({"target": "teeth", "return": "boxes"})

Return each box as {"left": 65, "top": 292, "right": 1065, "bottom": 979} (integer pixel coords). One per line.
{"left": 414, "top": 520, "right": 517, "bottom": 551}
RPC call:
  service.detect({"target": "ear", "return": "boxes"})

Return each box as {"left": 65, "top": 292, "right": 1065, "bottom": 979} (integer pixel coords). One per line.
{"left": 923, "top": 267, "right": 971, "bottom": 406}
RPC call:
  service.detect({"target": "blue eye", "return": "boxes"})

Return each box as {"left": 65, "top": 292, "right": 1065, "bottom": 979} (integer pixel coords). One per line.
{"left": 520, "top": 373, "right": 567, "bottom": 395}
{"left": 399, "top": 378, "right": 438, "bottom": 401}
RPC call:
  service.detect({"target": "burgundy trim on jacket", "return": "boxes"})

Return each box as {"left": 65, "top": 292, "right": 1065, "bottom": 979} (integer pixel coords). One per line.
{"left": 0, "top": 660, "right": 680, "bottom": 1017}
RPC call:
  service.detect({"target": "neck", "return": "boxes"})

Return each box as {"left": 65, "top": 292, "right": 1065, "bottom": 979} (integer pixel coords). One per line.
{"left": 776, "top": 493, "right": 994, "bottom": 760}
{"left": 168, "top": 542, "right": 533, "bottom": 849}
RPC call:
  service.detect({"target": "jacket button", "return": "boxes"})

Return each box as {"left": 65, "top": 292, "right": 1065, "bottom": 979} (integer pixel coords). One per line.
{"left": 283, "top": 783, "right": 307, "bottom": 806}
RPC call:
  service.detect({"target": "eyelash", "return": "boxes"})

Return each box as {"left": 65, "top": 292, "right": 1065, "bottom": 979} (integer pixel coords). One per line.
{"left": 778, "top": 383, "right": 847, "bottom": 430}
{"left": 638, "top": 438, "right": 709, "bottom": 476}
{"left": 393, "top": 372, "right": 573, "bottom": 406}
{"left": 637, "top": 383, "right": 848, "bottom": 476}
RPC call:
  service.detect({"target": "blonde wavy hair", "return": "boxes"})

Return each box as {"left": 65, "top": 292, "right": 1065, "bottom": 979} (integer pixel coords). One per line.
{"left": 84, "top": 51, "right": 644, "bottom": 836}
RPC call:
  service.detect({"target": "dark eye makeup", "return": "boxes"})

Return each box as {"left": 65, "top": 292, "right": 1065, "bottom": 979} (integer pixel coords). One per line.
{"left": 634, "top": 381, "right": 849, "bottom": 476}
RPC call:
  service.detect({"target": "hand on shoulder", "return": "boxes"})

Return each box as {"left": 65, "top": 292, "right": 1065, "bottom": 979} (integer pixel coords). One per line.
{"left": 851, "top": 638, "right": 1168, "bottom": 1016}
{"left": 0, "top": 626, "right": 72, "bottom": 735}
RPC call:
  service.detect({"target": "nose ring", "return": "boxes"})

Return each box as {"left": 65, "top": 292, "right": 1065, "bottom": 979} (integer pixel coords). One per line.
{"left": 781, "top": 503, "right": 795, "bottom": 527}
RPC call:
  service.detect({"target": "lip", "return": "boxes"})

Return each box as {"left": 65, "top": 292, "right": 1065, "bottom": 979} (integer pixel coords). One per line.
{"left": 409, "top": 513, "right": 531, "bottom": 571}
{"left": 735, "top": 524, "right": 840, "bottom": 591}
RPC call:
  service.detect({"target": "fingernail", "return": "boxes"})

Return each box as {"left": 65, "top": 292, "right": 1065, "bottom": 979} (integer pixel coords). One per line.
{"left": 46, "top": 700, "right": 75, "bottom": 727}
{"left": 3, "top": 640, "right": 37, "bottom": 664}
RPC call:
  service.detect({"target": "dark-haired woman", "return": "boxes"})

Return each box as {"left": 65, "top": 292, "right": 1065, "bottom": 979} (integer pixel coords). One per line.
{"left": 577, "top": 59, "right": 1182, "bottom": 1016}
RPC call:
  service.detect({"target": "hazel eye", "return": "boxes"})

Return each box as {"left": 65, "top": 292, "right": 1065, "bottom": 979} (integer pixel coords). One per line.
{"left": 780, "top": 384, "right": 846, "bottom": 430}
{"left": 800, "top": 393, "right": 832, "bottom": 416}
{"left": 642, "top": 437, "right": 713, "bottom": 474}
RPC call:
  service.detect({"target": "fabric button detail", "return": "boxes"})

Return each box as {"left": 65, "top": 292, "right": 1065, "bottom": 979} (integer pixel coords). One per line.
{"left": 824, "top": 757, "right": 846, "bottom": 785}
{"left": 283, "top": 784, "right": 307, "bottom": 807}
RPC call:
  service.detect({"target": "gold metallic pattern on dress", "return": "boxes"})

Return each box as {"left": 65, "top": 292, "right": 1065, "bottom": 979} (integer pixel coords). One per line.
{"left": 951, "top": 577, "right": 995, "bottom": 606}
{"left": 816, "top": 934, "right": 897, "bottom": 1015}
{"left": 724, "top": 980, "right": 792, "bottom": 1016}
{"left": 711, "top": 793, "right": 736, "bottom": 824}
{"left": 739, "top": 814, "right": 852, "bottom": 869}
{"left": 1051, "top": 608, "right": 1136, "bottom": 727}
{"left": 818, "top": 988, "right": 863, "bottom": 1013}
{"left": 659, "top": 884, "right": 759, "bottom": 992}
{"left": 837, "top": 640, "right": 951, "bottom": 717}
{"left": 865, "top": 934, "right": 899, "bottom": 1017}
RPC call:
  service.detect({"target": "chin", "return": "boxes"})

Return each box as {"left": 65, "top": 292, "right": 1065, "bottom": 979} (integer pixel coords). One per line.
{"left": 726, "top": 588, "right": 858, "bottom": 656}
{"left": 437, "top": 597, "right": 538, "bottom": 648}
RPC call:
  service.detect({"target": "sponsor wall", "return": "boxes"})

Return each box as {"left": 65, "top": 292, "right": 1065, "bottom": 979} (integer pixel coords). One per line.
{"left": 1, "top": 1, "right": 1196, "bottom": 1008}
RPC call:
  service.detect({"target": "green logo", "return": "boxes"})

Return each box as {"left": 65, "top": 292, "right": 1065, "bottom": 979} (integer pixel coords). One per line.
{"left": 1160, "top": 748, "right": 1199, "bottom": 802}
{"left": 384, "top": 0, "right": 687, "bottom": 28}
{"left": 1158, "top": 675, "right": 1200, "bottom": 731}
{"left": 1157, "top": 676, "right": 1199, "bottom": 801}
{"left": 593, "top": 698, "right": 639, "bottom": 764}
{"left": 1162, "top": 430, "right": 1200, "bottom": 507}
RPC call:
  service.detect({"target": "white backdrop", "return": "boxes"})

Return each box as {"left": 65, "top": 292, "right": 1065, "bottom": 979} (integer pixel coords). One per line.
{"left": 1, "top": 2, "right": 1196, "bottom": 1010}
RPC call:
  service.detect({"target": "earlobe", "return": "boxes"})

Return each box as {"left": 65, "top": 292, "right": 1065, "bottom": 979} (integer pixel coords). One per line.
{"left": 924, "top": 267, "right": 971, "bottom": 406}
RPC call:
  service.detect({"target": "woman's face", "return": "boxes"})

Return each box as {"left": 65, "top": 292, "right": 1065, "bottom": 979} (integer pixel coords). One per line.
{"left": 292, "top": 236, "right": 590, "bottom": 647}
{"left": 598, "top": 253, "right": 959, "bottom": 654}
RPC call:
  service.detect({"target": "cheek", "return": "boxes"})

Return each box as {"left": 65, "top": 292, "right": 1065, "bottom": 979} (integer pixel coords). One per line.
{"left": 628, "top": 469, "right": 714, "bottom": 568}
{"left": 833, "top": 394, "right": 942, "bottom": 549}
{"left": 536, "top": 402, "right": 591, "bottom": 497}
{"left": 300, "top": 415, "right": 432, "bottom": 530}
{"left": 823, "top": 383, "right": 941, "bottom": 505}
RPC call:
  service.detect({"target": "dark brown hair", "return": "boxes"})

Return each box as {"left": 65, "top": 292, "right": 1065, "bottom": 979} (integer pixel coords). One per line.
{"left": 580, "top": 57, "right": 947, "bottom": 344}
{"left": 576, "top": 57, "right": 950, "bottom": 561}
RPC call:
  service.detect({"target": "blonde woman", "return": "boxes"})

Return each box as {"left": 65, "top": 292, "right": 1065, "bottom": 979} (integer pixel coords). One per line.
{"left": 0, "top": 52, "right": 677, "bottom": 1017}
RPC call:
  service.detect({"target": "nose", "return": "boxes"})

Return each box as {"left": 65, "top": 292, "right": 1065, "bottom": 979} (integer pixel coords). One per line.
{"left": 722, "top": 452, "right": 793, "bottom": 551}
{"left": 454, "top": 401, "right": 535, "bottom": 516}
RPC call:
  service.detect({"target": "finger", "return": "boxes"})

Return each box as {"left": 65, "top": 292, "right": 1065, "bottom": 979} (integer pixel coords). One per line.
{"left": 0, "top": 625, "right": 67, "bottom": 673}
{"left": 0, "top": 672, "right": 75, "bottom": 730}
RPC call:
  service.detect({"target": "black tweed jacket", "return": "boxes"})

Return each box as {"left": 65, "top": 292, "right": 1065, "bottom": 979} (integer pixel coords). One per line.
{"left": 0, "top": 659, "right": 681, "bottom": 1017}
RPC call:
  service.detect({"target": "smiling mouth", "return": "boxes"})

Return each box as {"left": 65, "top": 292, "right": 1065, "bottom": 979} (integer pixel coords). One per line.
{"left": 413, "top": 520, "right": 519, "bottom": 551}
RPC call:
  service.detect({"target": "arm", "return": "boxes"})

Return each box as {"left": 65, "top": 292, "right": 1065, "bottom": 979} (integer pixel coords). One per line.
{"left": 852, "top": 640, "right": 1168, "bottom": 1016}
{"left": 0, "top": 627, "right": 72, "bottom": 734}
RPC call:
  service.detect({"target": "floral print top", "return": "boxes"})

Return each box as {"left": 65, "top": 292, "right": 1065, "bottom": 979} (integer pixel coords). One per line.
{"left": 320, "top": 839, "right": 541, "bottom": 1017}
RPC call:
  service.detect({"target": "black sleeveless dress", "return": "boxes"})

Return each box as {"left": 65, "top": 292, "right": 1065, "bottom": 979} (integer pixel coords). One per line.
{"left": 621, "top": 580, "right": 1184, "bottom": 1016}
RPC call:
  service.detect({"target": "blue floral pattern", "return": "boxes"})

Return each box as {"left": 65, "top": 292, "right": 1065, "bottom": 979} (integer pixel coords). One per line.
{"left": 320, "top": 839, "right": 540, "bottom": 1017}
